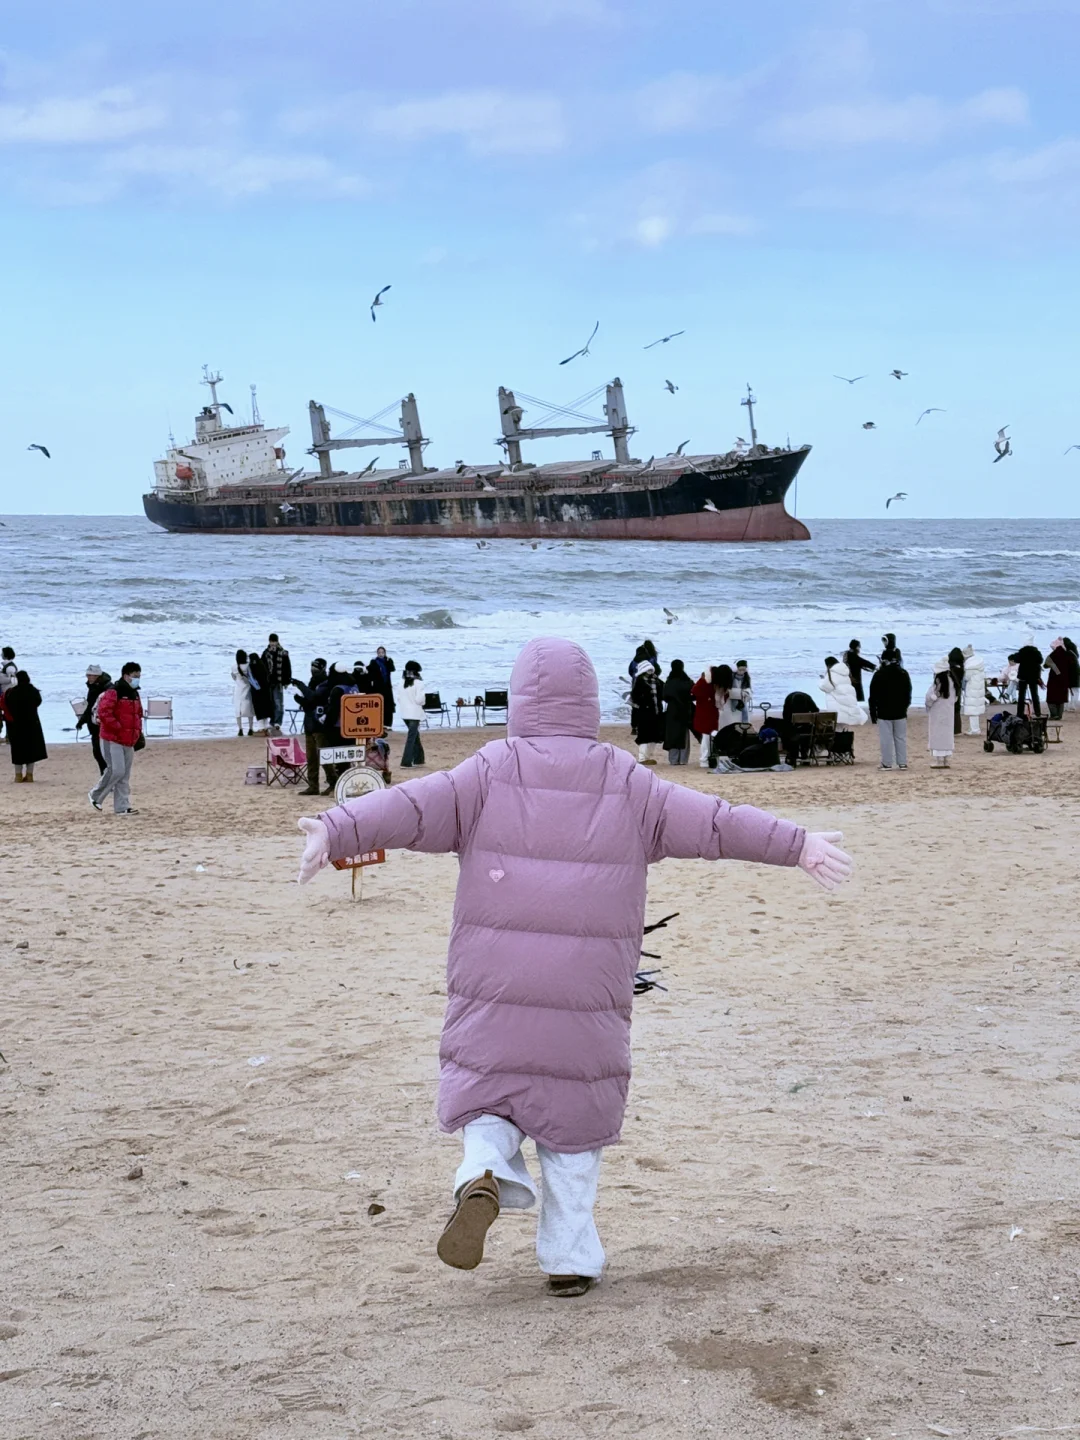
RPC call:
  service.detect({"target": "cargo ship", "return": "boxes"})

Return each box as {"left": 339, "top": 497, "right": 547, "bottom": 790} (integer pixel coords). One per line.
{"left": 142, "top": 369, "right": 811, "bottom": 542}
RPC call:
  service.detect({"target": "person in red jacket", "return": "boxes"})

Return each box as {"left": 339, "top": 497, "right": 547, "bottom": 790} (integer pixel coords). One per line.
{"left": 691, "top": 666, "right": 722, "bottom": 769}
{"left": 89, "top": 662, "right": 143, "bottom": 815}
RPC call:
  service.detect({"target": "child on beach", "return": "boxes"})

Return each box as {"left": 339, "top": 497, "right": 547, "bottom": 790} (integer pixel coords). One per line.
{"left": 296, "top": 637, "right": 853, "bottom": 1297}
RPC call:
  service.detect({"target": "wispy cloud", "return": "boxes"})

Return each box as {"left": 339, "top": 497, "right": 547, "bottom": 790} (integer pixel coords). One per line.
{"left": 575, "top": 160, "right": 755, "bottom": 251}
{"left": 635, "top": 70, "right": 764, "bottom": 135}
{"left": 368, "top": 90, "right": 567, "bottom": 156}
{"left": 764, "top": 86, "right": 1029, "bottom": 149}
{"left": 0, "top": 87, "right": 165, "bottom": 144}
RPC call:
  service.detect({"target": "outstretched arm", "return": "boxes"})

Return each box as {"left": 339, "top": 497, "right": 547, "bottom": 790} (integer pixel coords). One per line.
{"left": 296, "top": 756, "right": 488, "bottom": 884}
{"left": 636, "top": 771, "right": 852, "bottom": 892}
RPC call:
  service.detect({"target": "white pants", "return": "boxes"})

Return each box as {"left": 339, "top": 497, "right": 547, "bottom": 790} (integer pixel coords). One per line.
{"left": 454, "top": 1115, "right": 605, "bottom": 1278}
{"left": 967, "top": 715, "right": 981, "bottom": 734}
{"left": 697, "top": 732, "right": 713, "bottom": 767}
{"left": 637, "top": 742, "right": 657, "bottom": 762}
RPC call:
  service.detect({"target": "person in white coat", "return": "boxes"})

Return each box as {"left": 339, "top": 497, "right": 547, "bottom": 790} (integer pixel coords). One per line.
{"left": 818, "top": 657, "right": 867, "bottom": 729}
{"left": 231, "top": 649, "right": 256, "bottom": 736}
{"left": 960, "top": 644, "right": 986, "bottom": 735}
{"left": 926, "top": 661, "right": 956, "bottom": 768}
{"left": 398, "top": 661, "right": 426, "bottom": 768}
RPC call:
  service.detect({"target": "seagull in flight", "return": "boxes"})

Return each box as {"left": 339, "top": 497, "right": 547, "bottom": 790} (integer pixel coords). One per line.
{"left": 834, "top": 375, "right": 865, "bottom": 385}
{"left": 27, "top": 443, "right": 50, "bottom": 458}
{"left": 664, "top": 379, "right": 678, "bottom": 394}
{"left": 993, "top": 426, "right": 1012, "bottom": 462}
{"left": 917, "top": 408, "right": 946, "bottom": 425}
{"left": 886, "top": 492, "right": 908, "bottom": 509}
{"left": 674, "top": 439, "right": 690, "bottom": 456}
{"left": 889, "top": 369, "right": 908, "bottom": 380}
{"left": 560, "top": 321, "right": 599, "bottom": 366}
{"left": 370, "top": 285, "right": 391, "bottom": 322}
{"left": 862, "top": 421, "right": 877, "bottom": 430}
{"left": 663, "top": 607, "right": 678, "bottom": 624}
{"left": 1065, "top": 445, "right": 1080, "bottom": 454}
{"left": 703, "top": 498, "right": 718, "bottom": 513}
{"left": 644, "top": 330, "right": 685, "bottom": 350}
{"left": 359, "top": 456, "right": 379, "bottom": 475}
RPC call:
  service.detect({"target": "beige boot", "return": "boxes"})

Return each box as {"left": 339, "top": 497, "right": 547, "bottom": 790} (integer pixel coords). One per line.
{"left": 437, "top": 1169, "right": 500, "bottom": 1271}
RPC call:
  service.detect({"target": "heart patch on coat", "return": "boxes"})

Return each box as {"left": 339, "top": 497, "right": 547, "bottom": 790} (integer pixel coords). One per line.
{"left": 489, "top": 869, "right": 505, "bottom": 882}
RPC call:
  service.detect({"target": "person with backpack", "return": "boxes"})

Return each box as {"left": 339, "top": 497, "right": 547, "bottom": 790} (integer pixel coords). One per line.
{"left": 868, "top": 649, "right": 912, "bottom": 769}
{"left": 89, "top": 662, "right": 144, "bottom": 814}
{"left": 76, "top": 664, "right": 112, "bottom": 773}
{"left": 294, "top": 637, "right": 853, "bottom": 1298}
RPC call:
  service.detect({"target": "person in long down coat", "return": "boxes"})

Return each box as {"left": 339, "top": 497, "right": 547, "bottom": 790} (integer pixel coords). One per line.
{"left": 246, "top": 647, "right": 274, "bottom": 732}
{"left": 1045, "top": 638, "right": 1071, "bottom": 720}
{"left": 231, "top": 650, "right": 256, "bottom": 736}
{"left": 819, "top": 657, "right": 867, "bottom": 728}
{"left": 295, "top": 635, "right": 854, "bottom": 1297}
{"left": 691, "top": 666, "right": 721, "bottom": 769}
{"left": 4, "top": 670, "right": 47, "bottom": 781}
{"left": 960, "top": 644, "right": 986, "bottom": 735}
{"left": 629, "top": 660, "right": 665, "bottom": 764}
{"left": 948, "top": 647, "right": 966, "bottom": 735}
{"left": 369, "top": 646, "right": 396, "bottom": 729}
{"left": 926, "top": 660, "right": 956, "bottom": 768}
{"left": 662, "top": 659, "right": 694, "bottom": 765}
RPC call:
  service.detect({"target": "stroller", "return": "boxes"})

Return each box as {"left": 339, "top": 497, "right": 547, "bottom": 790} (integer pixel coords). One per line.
{"left": 984, "top": 711, "right": 1045, "bottom": 755}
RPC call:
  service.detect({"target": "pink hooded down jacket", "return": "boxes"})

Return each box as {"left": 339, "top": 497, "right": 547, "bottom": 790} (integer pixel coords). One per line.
{"left": 319, "top": 637, "right": 805, "bottom": 1152}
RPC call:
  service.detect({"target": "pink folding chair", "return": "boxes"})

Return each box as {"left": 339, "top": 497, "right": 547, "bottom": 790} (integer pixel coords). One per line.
{"left": 266, "top": 735, "right": 308, "bottom": 788}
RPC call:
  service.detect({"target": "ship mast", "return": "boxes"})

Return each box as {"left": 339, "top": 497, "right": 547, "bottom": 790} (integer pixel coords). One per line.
{"left": 202, "top": 365, "right": 224, "bottom": 411}
{"left": 308, "top": 395, "right": 428, "bottom": 478}
{"left": 498, "top": 379, "right": 635, "bottom": 467}
{"left": 740, "top": 384, "right": 758, "bottom": 449}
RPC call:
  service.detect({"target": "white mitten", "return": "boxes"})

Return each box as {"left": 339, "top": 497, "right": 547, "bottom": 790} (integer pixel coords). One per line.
{"left": 297, "top": 817, "right": 331, "bottom": 885}
{"left": 797, "top": 830, "right": 853, "bottom": 892}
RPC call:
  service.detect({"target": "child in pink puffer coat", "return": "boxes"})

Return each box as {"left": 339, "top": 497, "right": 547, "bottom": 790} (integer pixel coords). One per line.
{"left": 298, "top": 636, "right": 852, "bottom": 1297}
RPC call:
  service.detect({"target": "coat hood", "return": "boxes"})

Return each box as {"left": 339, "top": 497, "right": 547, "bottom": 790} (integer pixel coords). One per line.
{"left": 508, "top": 637, "right": 601, "bottom": 740}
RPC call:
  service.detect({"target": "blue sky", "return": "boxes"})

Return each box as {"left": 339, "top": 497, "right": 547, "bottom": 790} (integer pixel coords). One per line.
{"left": 1, "top": 0, "right": 1078, "bottom": 517}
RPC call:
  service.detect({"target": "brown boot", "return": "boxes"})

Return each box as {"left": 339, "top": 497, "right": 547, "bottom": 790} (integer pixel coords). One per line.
{"left": 436, "top": 1169, "right": 500, "bottom": 1270}
{"left": 547, "top": 1275, "right": 594, "bottom": 1298}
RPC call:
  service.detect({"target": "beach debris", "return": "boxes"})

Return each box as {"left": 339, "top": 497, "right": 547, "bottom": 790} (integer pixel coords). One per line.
{"left": 889, "top": 369, "right": 908, "bottom": 380}
{"left": 644, "top": 330, "right": 685, "bottom": 349}
{"left": 664, "top": 379, "right": 678, "bottom": 394}
{"left": 370, "top": 284, "right": 391, "bottom": 322}
{"left": 559, "top": 320, "right": 599, "bottom": 366}
{"left": 886, "top": 492, "right": 908, "bottom": 509}
{"left": 862, "top": 421, "right": 877, "bottom": 430}
{"left": 917, "top": 408, "right": 946, "bottom": 424}
{"left": 194, "top": 865, "right": 206, "bottom": 873}
{"left": 1009, "top": 1225, "right": 1024, "bottom": 1241}
{"left": 124, "top": 1164, "right": 144, "bottom": 1181}
{"left": 247, "top": 1055, "right": 270, "bottom": 1068}
{"left": 367, "top": 1202, "right": 386, "bottom": 1216}
{"left": 0, "top": 1050, "right": 7, "bottom": 1064}
{"left": 926, "top": 1427, "right": 953, "bottom": 1437}
{"left": 15, "top": 940, "right": 28, "bottom": 950}
{"left": 903, "top": 1094, "right": 913, "bottom": 1101}
{"left": 788, "top": 1080, "right": 814, "bottom": 1093}
{"left": 834, "top": 374, "right": 865, "bottom": 384}
{"left": 994, "top": 426, "right": 1013, "bottom": 462}
{"left": 27, "top": 443, "right": 51, "bottom": 458}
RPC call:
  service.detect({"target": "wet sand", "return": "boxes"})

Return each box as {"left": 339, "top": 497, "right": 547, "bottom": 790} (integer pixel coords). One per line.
{"left": 3, "top": 718, "right": 1079, "bottom": 1438}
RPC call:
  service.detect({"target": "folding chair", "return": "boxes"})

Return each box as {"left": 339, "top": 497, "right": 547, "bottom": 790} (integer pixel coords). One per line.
{"left": 144, "top": 697, "right": 174, "bottom": 737}
{"left": 791, "top": 711, "right": 838, "bottom": 766}
{"left": 266, "top": 734, "right": 309, "bottom": 787}
{"left": 70, "top": 698, "right": 86, "bottom": 739}
{"left": 483, "top": 689, "right": 509, "bottom": 724}
{"left": 422, "top": 692, "right": 451, "bottom": 727}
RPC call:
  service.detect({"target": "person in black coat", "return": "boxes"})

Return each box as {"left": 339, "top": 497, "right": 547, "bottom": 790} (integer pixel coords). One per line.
{"left": 369, "top": 647, "right": 396, "bottom": 729}
{"left": 630, "top": 661, "right": 665, "bottom": 764}
{"left": 843, "top": 639, "right": 876, "bottom": 702}
{"left": 868, "top": 651, "right": 913, "bottom": 769}
{"left": 629, "top": 640, "right": 659, "bottom": 681}
{"left": 1010, "top": 642, "right": 1044, "bottom": 718}
{"left": 76, "top": 664, "right": 112, "bottom": 774}
{"left": 662, "top": 659, "right": 694, "bottom": 765}
{"left": 4, "top": 671, "right": 47, "bottom": 781}
{"left": 246, "top": 647, "right": 275, "bottom": 731}
{"left": 292, "top": 658, "right": 329, "bottom": 795}
{"left": 948, "top": 646, "right": 965, "bottom": 736}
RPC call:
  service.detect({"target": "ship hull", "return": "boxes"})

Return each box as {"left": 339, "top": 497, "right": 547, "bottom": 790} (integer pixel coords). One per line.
{"left": 143, "top": 447, "right": 810, "bottom": 542}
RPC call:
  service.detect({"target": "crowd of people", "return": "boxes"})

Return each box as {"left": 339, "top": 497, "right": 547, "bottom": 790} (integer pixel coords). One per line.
{"left": 627, "top": 631, "right": 1079, "bottom": 772}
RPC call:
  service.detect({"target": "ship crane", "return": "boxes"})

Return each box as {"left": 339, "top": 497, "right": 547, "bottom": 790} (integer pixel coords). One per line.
{"left": 497, "top": 379, "right": 635, "bottom": 468}
{"left": 307, "top": 395, "right": 428, "bottom": 479}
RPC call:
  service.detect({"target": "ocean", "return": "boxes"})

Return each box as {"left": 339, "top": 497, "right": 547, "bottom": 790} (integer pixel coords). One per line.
{"left": 3, "top": 515, "right": 1078, "bottom": 743}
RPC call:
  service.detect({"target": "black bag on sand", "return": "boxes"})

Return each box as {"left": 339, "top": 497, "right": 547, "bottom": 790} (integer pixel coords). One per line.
{"left": 733, "top": 739, "right": 781, "bottom": 770}
{"left": 829, "top": 731, "right": 853, "bottom": 758}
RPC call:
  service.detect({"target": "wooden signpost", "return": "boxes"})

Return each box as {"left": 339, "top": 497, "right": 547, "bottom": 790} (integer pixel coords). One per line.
{"left": 332, "top": 848, "right": 386, "bottom": 900}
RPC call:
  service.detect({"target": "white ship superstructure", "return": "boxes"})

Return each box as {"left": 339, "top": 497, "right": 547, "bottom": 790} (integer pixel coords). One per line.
{"left": 152, "top": 368, "right": 288, "bottom": 498}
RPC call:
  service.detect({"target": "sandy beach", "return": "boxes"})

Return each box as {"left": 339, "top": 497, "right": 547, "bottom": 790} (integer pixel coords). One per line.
{"left": 3, "top": 718, "right": 1080, "bottom": 1439}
